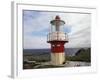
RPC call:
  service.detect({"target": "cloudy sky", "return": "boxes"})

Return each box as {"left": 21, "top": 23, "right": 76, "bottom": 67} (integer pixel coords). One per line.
{"left": 23, "top": 10, "right": 91, "bottom": 49}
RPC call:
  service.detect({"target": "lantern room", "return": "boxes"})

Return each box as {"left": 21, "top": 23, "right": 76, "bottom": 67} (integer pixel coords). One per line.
{"left": 50, "top": 15, "right": 65, "bottom": 32}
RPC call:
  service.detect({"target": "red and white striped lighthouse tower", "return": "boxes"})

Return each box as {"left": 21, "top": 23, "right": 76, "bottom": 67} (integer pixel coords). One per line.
{"left": 47, "top": 16, "right": 68, "bottom": 66}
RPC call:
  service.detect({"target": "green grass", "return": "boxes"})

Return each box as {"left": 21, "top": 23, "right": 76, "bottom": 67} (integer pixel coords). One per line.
{"left": 65, "top": 48, "right": 91, "bottom": 62}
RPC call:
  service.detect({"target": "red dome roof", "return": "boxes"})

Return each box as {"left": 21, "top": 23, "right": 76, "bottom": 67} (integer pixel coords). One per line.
{"left": 55, "top": 15, "right": 60, "bottom": 20}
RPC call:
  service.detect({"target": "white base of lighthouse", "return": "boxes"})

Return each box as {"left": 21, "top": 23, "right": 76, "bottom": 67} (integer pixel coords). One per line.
{"left": 51, "top": 52, "right": 65, "bottom": 66}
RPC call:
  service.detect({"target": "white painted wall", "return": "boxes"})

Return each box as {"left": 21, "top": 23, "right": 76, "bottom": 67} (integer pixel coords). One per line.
{"left": 51, "top": 52, "right": 65, "bottom": 65}
{"left": 0, "top": 0, "right": 100, "bottom": 80}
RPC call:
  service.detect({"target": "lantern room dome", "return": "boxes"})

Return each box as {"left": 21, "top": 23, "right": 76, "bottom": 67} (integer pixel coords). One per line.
{"left": 55, "top": 15, "right": 60, "bottom": 20}
{"left": 50, "top": 15, "right": 65, "bottom": 25}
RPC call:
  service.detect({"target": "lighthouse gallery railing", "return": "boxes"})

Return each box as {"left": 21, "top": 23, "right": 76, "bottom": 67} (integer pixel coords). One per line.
{"left": 47, "top": 32, "right": 68, "bottom": 42}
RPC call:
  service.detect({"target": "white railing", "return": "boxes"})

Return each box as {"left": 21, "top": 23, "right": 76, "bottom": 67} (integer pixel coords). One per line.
{"left": 47, "top": 32, "right": 68, "bottom": 42}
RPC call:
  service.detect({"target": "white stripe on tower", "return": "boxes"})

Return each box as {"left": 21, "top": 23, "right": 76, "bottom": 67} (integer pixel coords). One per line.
{"left": 51, "top": 52, "right": 65, "bottom": 65}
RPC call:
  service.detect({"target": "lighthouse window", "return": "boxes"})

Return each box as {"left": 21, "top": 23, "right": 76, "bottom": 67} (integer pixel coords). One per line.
{"left": 52, "top": 45, "right": 55, "bottom": 47}
{"left": 57, "top": 44, "right": 60, "bottom": 47}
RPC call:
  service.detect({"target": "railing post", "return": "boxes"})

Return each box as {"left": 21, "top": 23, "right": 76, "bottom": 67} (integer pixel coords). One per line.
{"left": 65, "top": 33, "right": 67, "bottom": 40}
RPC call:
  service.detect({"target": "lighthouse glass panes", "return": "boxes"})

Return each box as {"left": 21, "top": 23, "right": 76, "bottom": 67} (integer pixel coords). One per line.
{"left": 48, "top": 16, "right": 68, "bottom": 42}
{"left": 47, "top": 16, "right": 68, "bottom": 42}
{"left": 50, "top": 16, "right": 65, "bottom": 32}
{"left": 50, "top": 25, "right": 64, "bottom": 32}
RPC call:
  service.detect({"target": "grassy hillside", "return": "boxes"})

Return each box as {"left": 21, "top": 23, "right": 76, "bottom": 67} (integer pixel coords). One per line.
{"left": 65, "top": 48, "right": 91, "bottom": 62}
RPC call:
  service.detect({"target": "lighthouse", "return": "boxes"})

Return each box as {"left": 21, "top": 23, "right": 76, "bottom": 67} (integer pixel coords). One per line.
{"left": 47, "top": 15, "right": 68, "bottom": 66}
